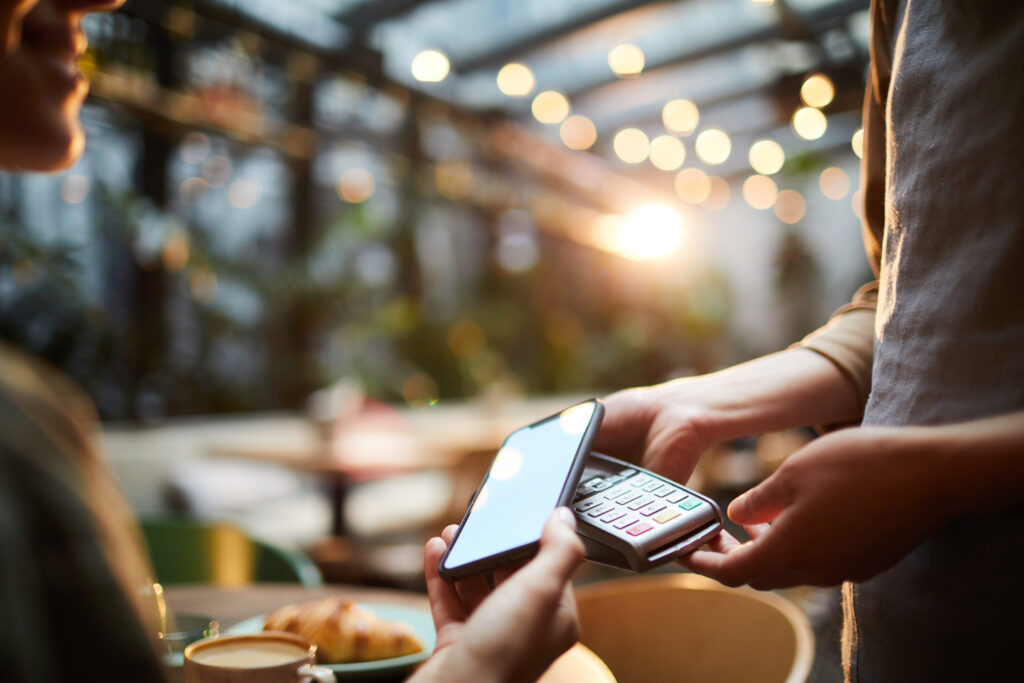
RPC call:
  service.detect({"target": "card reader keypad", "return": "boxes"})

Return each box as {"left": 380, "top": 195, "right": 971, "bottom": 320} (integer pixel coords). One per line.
{"left": 574, "top": 467, "right": 704, "bottom": 538}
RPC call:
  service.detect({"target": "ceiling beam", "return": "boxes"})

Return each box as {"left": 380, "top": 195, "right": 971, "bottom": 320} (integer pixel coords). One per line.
{"left": 337, "top": 0, "right": 446, "bottom": 36}
{"left": 450, "top": 0, "right": 664, "bottom": 74}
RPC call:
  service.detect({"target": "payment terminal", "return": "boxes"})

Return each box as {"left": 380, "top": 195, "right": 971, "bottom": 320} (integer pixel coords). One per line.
{"left": 573, "top": 452, "right": 723, "bottom": 572}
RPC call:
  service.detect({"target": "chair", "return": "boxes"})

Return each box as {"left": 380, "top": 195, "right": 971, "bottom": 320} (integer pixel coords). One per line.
{"left": 139, "top": 518, "right": 323, "bottom": 588}
{"left": 575, "top": 573, "right": 814, "bottom": 683}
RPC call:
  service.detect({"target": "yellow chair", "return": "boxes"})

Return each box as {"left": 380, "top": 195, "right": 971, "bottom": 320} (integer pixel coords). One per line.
{"left": 575, "top": 573, "right": 813, "bottom": 683}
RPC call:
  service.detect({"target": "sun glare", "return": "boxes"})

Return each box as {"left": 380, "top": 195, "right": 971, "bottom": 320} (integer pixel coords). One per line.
{"left": 611, "top": 205, "right": 684, "bottom": 260}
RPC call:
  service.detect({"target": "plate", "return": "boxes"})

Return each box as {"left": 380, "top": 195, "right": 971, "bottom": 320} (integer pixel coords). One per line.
{"left": 225, "top": 603, "right": 435, "bottom": 680}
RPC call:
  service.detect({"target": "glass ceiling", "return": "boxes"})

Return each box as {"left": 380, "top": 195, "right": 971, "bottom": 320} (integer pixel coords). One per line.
{"left": 197, "top": 0, "right": 870, "bottom": 168}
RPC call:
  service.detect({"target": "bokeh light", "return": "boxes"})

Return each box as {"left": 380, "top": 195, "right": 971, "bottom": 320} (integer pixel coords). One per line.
{"left": 496, "top": 62, "right": 535, "bottom": 96}
{"left": 411, "top": 49, "right": 450, "bottom": 82}
{"left": 695, "top": 128, "right": 731, "bottom": 165}
{"left": 662, "top": 99, "right": 699, "bottom": 136}
{"left": 560, "top": 115, "right": 597, "bottom": 150}
{"left": 748, "top": 139, "right": 785, "bottom": 175}
{"left": 851, "top": 128, "right": 864, "bottom": 159}
{"left": 61, "top": 174, "right": 90, "bottom": 204}
{"left": 227, "top": 177, "right": 262, "bottom": 209}
{"left": 649, "top": 135, "right": 686, "bottom": 171}
{"left": 774, "top": 189, "right": 806, "bottom": 223}
{"left": 674, "top": 168, "right": 711, "bottom": 204}
{"left": 819, "top": 166, "right": 850, "bottom": 199}
{"left": 179, "top": 131, "right": 211, "bottom": 164}
{"left": 613, "top": 128, "right": 650, "bottom": 164}
{"left": 800, "top": 74, "right": 835, "bottom": 108}
{"left": 608, "top": 44, "right": 645, "bottom": 77}
{"left": 742, "top": 174, "right": 778, "bottom": 210}
{"left": 703, "top": 176, "right": 730, "bottom": 210}
{"left": 792, "top": 107, "right": 827, "bottom": 140}
{"left": 337, "top": 168, "right": 376, "bottom": 203}
{"left": 851, "top": 189, "right": 863, "bottom": 219}
{"left": 202, "top": 156, "right": 232, "bottom": 187}
{"left": 532, "top": 90, "right": 571, "bottom": 124}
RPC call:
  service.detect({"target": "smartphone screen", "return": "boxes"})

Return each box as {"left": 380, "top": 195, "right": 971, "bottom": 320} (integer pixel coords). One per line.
{"left": 441, "top": 400, "right": 602, "bottom": 579}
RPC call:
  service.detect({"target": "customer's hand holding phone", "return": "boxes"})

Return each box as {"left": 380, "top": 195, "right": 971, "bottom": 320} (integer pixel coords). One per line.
{"left": 413, "top": 508, "right": 585, "bottom": 682}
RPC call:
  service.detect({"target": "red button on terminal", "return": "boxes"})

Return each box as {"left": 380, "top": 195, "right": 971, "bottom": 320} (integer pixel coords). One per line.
{"left": 626, "top": 522, "right": 653, "bottom": 536}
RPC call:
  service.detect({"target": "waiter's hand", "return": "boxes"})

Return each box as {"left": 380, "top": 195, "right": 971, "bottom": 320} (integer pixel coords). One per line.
{"left": 682, "top": 426, "right": 953, "bottom": 589}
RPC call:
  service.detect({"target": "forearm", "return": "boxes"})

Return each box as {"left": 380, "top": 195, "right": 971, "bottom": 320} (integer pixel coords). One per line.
{"left": 682, "top": 348, "right": 863, "bottom": 445}
{"left": 928, "top": 411, "right": 1024, "bottom": 516}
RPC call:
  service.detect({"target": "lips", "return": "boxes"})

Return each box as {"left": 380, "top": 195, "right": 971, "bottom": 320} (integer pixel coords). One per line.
{"left": 19, "top": 21, "right": 88, "bottom": 91}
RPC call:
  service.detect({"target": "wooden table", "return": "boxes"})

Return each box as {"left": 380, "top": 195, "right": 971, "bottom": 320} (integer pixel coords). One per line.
{"left": 164, "top": 583, "right": 615, "bottom": 682}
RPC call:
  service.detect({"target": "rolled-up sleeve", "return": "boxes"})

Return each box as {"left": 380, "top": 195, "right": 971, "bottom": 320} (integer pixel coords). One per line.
{"left": 794, "top": 282, "right": 877, "bottom": 406}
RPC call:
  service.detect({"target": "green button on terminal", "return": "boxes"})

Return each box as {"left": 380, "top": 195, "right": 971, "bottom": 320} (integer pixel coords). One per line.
{"left": 679, "top": 499, "right": 703, "bottom": 511}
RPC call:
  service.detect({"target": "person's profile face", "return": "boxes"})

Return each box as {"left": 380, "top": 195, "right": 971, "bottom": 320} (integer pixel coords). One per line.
{"left": 0, "top": 0, "right": 123, "bottom": 171}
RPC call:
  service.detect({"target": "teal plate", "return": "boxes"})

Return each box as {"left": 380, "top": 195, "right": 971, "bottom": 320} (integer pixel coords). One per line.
{"left": 225, "top": 603, "right": 435, "bottom": 680}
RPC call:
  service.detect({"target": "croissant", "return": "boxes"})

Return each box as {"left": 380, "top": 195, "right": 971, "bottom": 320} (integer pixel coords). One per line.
{"left": 263, "top": 596, "right": 424, "bottom": 663}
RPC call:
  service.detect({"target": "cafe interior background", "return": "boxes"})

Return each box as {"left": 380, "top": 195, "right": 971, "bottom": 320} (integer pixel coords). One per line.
{"left": 1, "top": 0, "right": 872, "bottom": 678}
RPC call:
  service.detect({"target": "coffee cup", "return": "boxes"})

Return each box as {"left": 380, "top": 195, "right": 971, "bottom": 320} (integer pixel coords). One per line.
{"left": 184, "top": 631, "right": 335, "bottom": 683}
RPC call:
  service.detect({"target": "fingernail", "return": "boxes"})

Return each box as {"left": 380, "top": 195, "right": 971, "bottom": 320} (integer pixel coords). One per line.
{"left": 557, "top": 506, "right": 577, "bottom": 531}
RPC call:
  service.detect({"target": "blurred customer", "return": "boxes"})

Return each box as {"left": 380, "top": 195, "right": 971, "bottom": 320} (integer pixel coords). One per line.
{"left": 597, "top": 3, "right": 1024, "bottom": 682}
{"left": 0, "top": 2, "right": 583, "bottom": 682}
{"left": 0, "top": 0, "right": 167, "bottom": 680}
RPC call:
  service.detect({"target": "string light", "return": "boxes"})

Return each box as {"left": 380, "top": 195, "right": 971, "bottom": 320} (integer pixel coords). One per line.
{"left": 800, "top": 74, "right": 835, "bottom": 108}
{"left": 819, "top": 167, "right": 851, "bottom": 199}
{"left": 649, "top": 135, "right": 686, "bottom": 171}
{"left": 497, "top": 62, "right": 535, "bottom": 96}
{"left": 662, "top": 99, "right": 699, "bottom": 136}
{"left": 748, "top": 139, "right": 785, "bottom": 175}
{"left": 742, "top": 174, "right": 778, "bottom": 210}
{"left": 531, "top": 90, "right": 570, "bottom": 124}
{"left": 851, "top": 128, "right": 864, "bottom": 159}
{"left": 560, "top": 115, "right": 597, "bottom": 150}
{"left": 411, "top": 49, "right": 450, "bottom": 82}
{"left": 792, "top": 107, "right": 827, "bottom": 140}
{"left": 674, "top": 168, "right": 711, "bottom": 204}
{"left": 613, "top": 128, "right": 650, "bottom": 164}
{"left": 608, "top": 44, "right": 645, "bottom": 77}
{"left": 774, "top": 189, "right": 806, "bottom": 223}
{"left": 695, "top": 129, "right": 731, "bottom": 165}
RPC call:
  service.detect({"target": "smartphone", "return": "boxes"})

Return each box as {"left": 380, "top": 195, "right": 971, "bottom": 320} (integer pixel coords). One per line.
{"left": 439, "top": 399, "right": 604, "bottom": 581}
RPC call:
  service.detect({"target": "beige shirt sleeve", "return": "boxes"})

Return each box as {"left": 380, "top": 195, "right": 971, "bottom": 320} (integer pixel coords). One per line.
{"left": 795, "top": 282, "right": 877, "bottom": 406}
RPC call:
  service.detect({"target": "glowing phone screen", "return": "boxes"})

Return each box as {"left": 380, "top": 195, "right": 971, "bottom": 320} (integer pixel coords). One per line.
{"left": 443, "top": 401, "right": 598, "bottom": 571}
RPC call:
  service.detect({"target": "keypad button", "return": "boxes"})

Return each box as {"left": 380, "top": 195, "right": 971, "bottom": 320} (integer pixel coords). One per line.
{"left": 600, "top": 509, "right": 626, "bottom": 524}
{"left": 665, "top": 491, "right": 686, "bottom": 504}
{"left": 679, "top": 498, "right": 703, "bottom": 511}
{"left": 587, "top": 503, "right": 613, "bottom": 517}
{"left": 618, "top": 468, "right": 637, "bottom": 478}
{"left": 603, "top": 474, "right": 624, "bottom": 485}
{"left": 627, "top": 496, "right": 651, "bottom": 511}
{"left": 574, "top": 498, "right": 603, "bottom": 512}
{"left": 615, "top": 491, "right": 642, "bottom": 505}
{"left": 603, "top": 485, "right": 630, "bottom": 500}
{"left": 642, "top": 480, "right": 663, "bottom": 493}
{"left": 626, "top": 522, "right": 654, "bottom": 536}
{"left": 613, "top": 514, "right": 639, "bottom": 529}
{"left": 653, "top": 484, "right": 676, "bottom": 498}
{"left": 630, "top": 474, "right": 652, "bottom": 488}
{"left": 652, "top": 508, "right": 682, "bottom": 524}
{"left": 590, "top": 480, "right": 613, "bottom": 492}
{"left": 639, "top": 501, "right": 667, "bottom": 517}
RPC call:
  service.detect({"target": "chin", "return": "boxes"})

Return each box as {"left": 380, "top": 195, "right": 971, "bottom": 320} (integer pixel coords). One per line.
{"left": 1, "top": 117, "right": 84, "bottom": 172}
